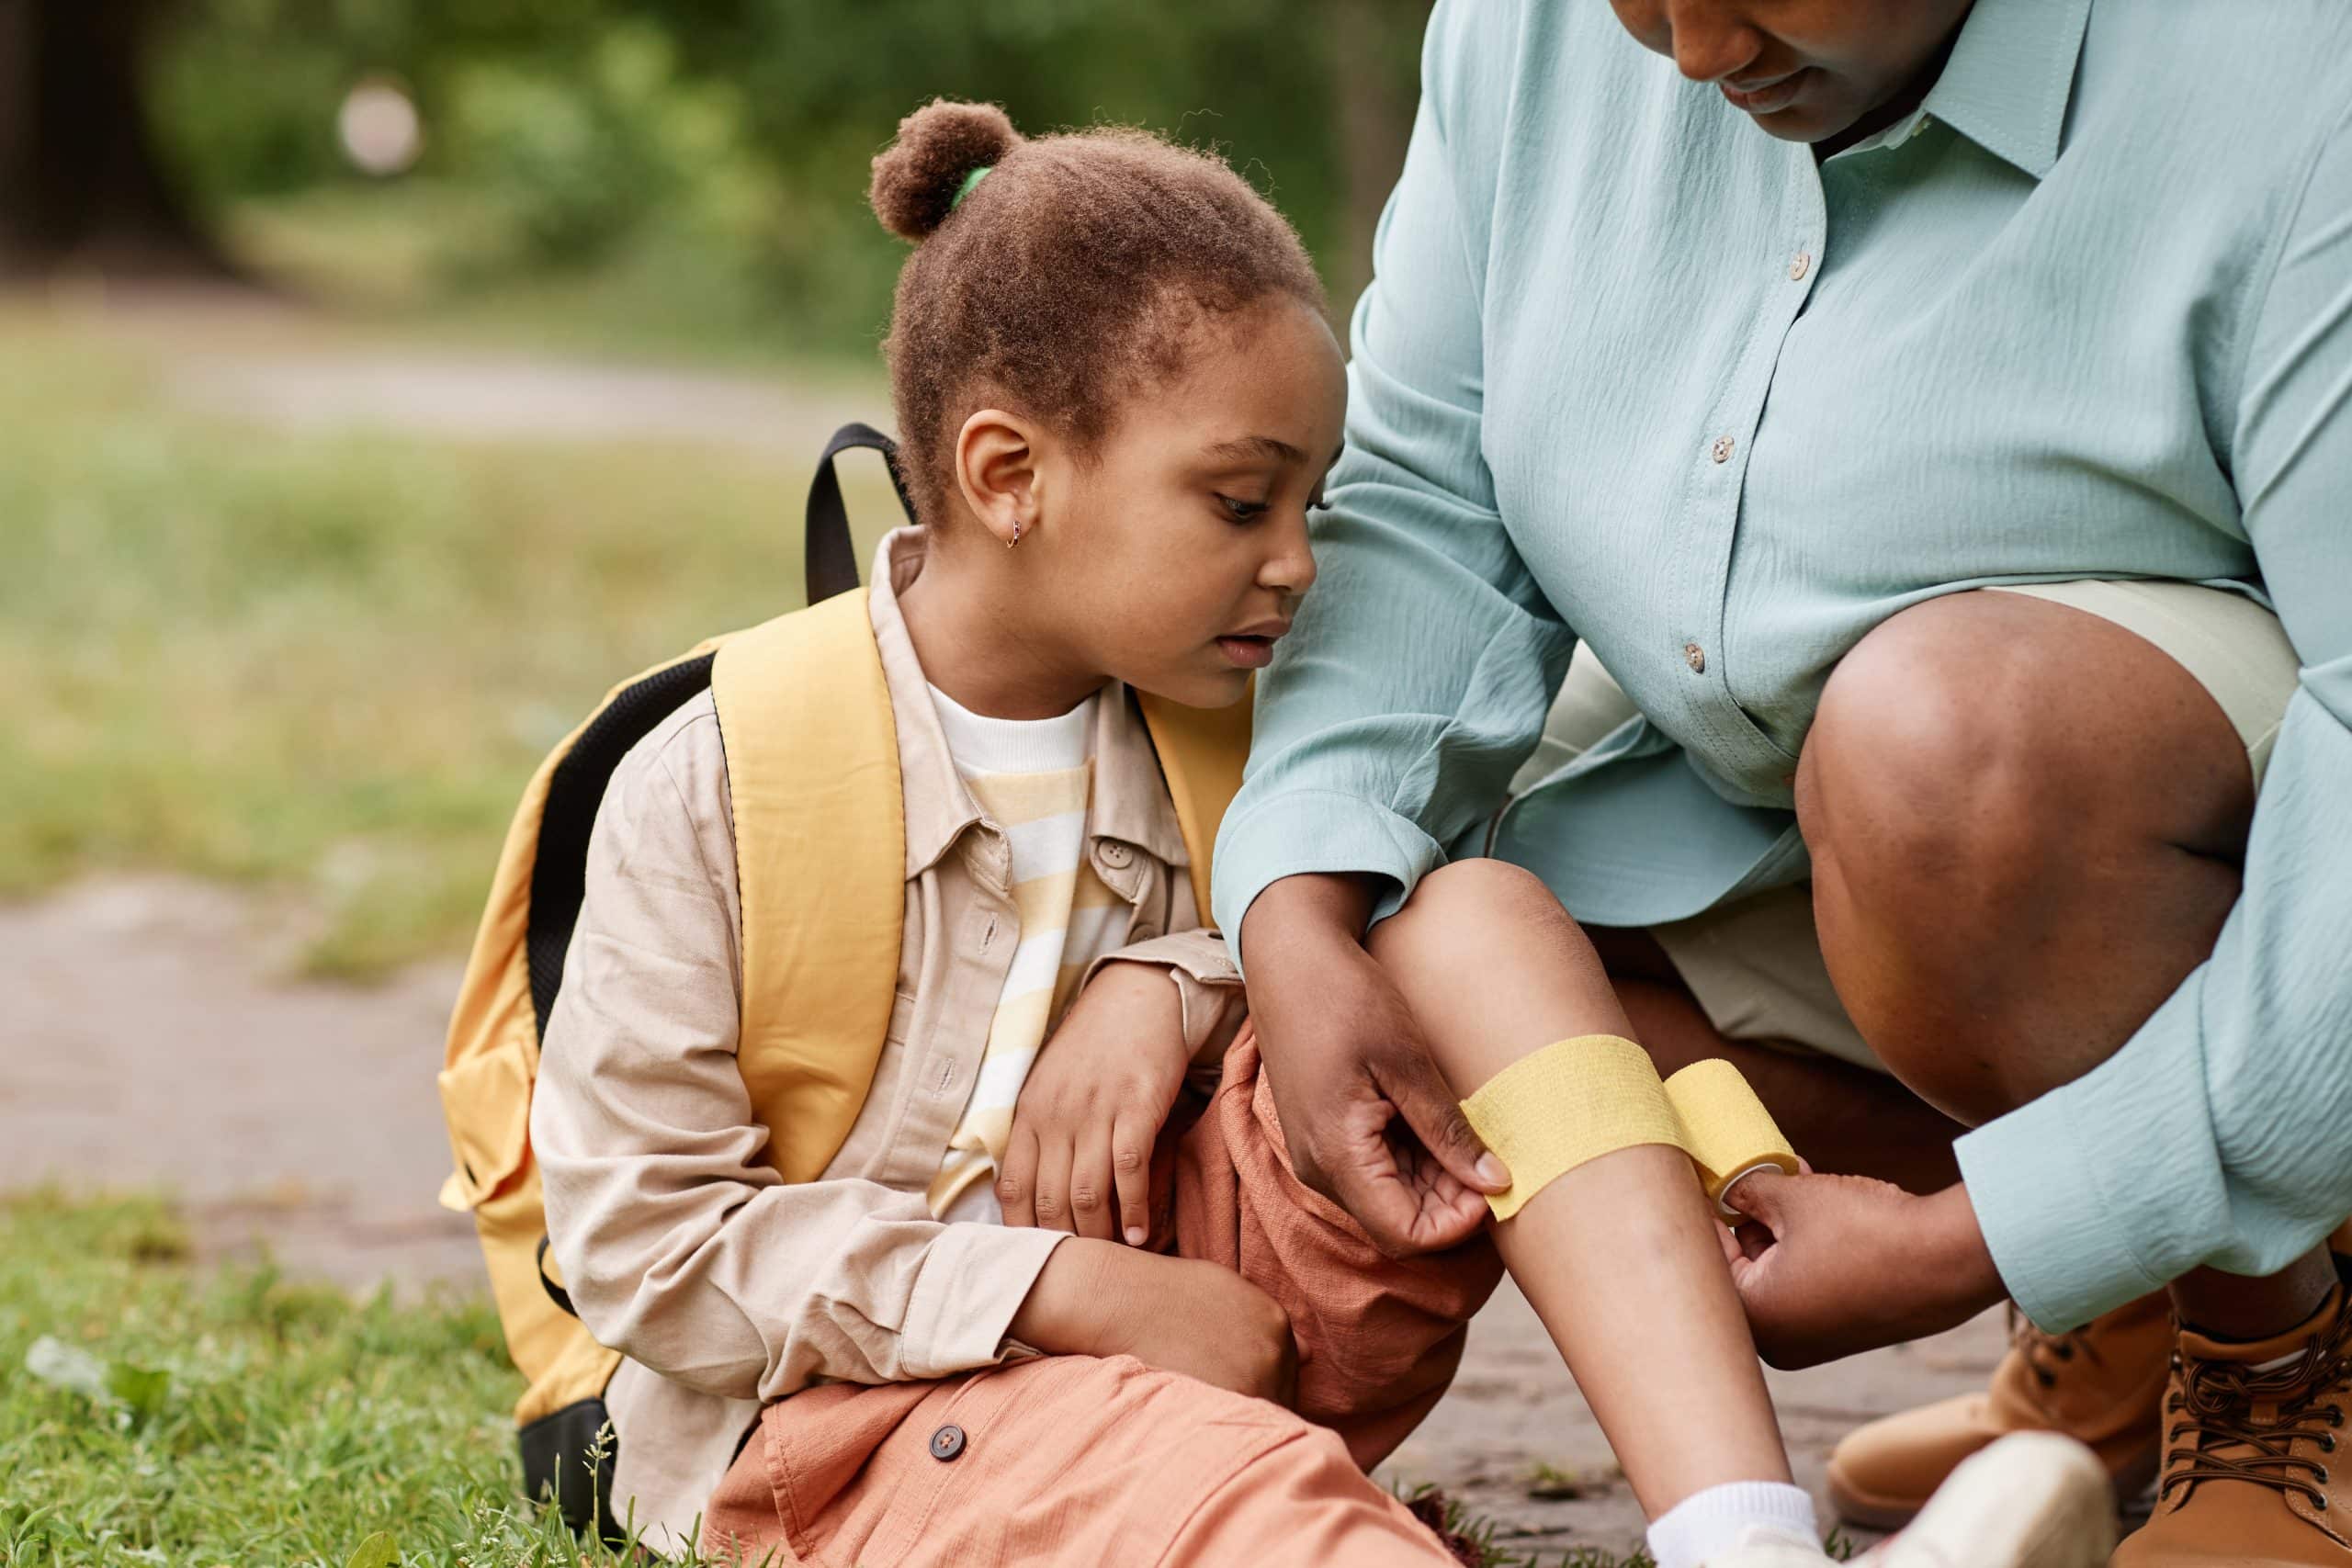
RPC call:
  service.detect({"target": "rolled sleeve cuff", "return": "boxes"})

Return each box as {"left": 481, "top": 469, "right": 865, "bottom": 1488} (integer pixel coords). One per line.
{"left": 1211, "top": 787, "right": 1452, "bottom": 965}
{"left": 898, "top": 1224, "right": 1067, "bottom": 1381}
{"left": 1957, "top": 1103, "right": 2165, "bottom": 1331}
{"left": 1088, "top": 930, "right": 1244, "bottom": 1060}
{"left": 1954, "top": 983, "right": 2220, "bottom": 1331}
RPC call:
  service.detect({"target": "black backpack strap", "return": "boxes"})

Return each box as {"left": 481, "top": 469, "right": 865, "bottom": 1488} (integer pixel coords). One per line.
{"left": 806, "top": 422, "right": 919, "bottom": 604}
{"left": 535, "top": 1234, "right": 578, "bottom": 1319}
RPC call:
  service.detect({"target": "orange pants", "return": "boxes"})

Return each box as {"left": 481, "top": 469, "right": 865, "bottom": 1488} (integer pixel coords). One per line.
{"left": 702, "top": 1032, "right": 1504, "bottom": 1566}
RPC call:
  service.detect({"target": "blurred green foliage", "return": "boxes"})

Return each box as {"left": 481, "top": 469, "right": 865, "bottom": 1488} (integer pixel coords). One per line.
{"left": 148, "top": 0, "right": 1424, "bottom": 359}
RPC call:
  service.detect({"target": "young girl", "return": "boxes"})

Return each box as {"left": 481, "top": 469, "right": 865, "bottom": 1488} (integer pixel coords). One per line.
{"left": 530, "top": 100, "right": 2107, "bottom": 1567}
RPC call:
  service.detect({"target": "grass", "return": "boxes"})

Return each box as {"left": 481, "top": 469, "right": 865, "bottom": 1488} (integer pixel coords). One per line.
{"left": 0, "top": 306, "right": 897, "bottom": 977}
{"left": 0, "top": 1194, "right": 1684, "bottom": 1568}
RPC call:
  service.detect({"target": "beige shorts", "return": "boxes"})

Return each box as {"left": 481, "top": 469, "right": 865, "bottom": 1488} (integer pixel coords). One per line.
{"left": 1535, "top": 581, "right": 2301, "bottom": 1072}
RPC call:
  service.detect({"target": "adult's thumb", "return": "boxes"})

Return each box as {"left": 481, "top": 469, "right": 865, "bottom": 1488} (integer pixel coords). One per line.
{"left": 1720, "top": 1167, "right": 1791, "bottom": 1226}
{"left": 1383, "top": 1051, "right": 1509, "bottom": 1193}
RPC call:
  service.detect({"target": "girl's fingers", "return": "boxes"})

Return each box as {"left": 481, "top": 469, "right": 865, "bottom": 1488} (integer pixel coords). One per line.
{"left": 1110, "top": 1109, "right": 1152, "bottom": 1247}
{"left": 998, "top": 1126, "right": 1041, "bottom": 1229}
{"left": 1031, "top": 1134, "right": 1079, "bottom": 1235}
{"left": 1071, "top": 1122, "right": 1118, "bottom": 1242}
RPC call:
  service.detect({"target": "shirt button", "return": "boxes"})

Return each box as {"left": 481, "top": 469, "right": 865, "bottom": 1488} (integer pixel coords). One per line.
{"left": 1683, "top": 642, "right": 1708, "bottom": 674}
{"left": 929, "top": 1424, "right": 967, "bottom": 1461}
{"left": 1099, "top": 842, "right": 1133, "bottom": 868}
{"left": 1710, "top": 434, "right": 1736, "bottom": 464}
{"left": 1787, "top": 251, "right": 1811, "bottom": 282}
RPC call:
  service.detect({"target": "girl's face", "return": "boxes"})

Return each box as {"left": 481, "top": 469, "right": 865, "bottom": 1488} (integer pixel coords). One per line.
{"left": 970, "top": 296, "right": 1346, "bottom": 710}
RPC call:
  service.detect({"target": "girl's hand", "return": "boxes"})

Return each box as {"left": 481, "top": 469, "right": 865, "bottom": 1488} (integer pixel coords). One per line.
{"left": 999, "top": 961, "right": 1193, "bottom": 1246}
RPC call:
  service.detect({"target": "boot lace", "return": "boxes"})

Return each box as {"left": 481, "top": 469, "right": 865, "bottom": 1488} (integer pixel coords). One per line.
{"left": 2010, "top": 1305, "right": 2088, "bottom": 1390}
{"left": 2160, "top": 1295, "right": 2352, "bottom": 1508}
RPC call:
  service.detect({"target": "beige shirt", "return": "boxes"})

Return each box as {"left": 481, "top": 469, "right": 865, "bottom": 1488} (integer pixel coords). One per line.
{"left": 531, "top": 528, "right": 1245, "bottom": 1551}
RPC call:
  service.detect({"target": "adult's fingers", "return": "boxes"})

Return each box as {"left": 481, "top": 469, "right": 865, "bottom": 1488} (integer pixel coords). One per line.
{"left": 1329, "top": 1152, "right": 1442, "bottom": 1259}
{"left": 1111, "top": 1109, "right": 1152, "bottom": 1247}
{"left": 1069, "top": 1122, "right": 1118, "bottom": 1242}
{"left": 1375, "top": 1044, "right": 1509, "bottom": 1195}
{"left": 996, "top": 1127, "right": 1040, "bottom": 1229}
{"left": 1396, "top": 1144, "right": 1492, "bottom": 1253}
{"left": 1714, "top": 1216, "right": 1743, "bottom": 1269}
{"left": 1721, "top": 1168, "right": 1792, "bottom": 1228}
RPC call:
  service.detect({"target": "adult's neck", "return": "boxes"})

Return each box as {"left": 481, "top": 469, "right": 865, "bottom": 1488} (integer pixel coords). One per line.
{"left": 894, "top": 537, "right": 1105, "bottom": 721}
{"left": 1812, "top": 9, "right": 1970, "bottom": 162}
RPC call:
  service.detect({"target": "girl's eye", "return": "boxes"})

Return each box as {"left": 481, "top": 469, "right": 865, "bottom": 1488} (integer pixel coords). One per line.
{"left": 1218, "top": 495, "right": 1269, "bottom": 523}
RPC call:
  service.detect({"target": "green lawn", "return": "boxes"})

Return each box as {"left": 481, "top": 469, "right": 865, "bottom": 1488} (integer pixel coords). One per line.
{"left": 0, "top": 1195, "right": 1676, "bottom": 1568}
{"left": 0, "top": 308, "right": 895, "bottom": 977}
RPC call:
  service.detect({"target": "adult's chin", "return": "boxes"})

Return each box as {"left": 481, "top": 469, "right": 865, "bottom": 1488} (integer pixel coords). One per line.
{"left": 1742, "top": 100, "right": 1859, "bottom": 143}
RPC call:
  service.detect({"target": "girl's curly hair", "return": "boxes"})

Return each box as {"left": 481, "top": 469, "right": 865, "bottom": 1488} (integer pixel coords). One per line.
{"left": 869, "top": 99, "right": 1327, "bottom": 527}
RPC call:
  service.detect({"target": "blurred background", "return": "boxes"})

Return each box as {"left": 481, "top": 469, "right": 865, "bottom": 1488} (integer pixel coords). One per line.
{"left": 2, "top": 0, "right": 1427, "bottom": 982}
{"left": 0, "top": 8, "right": 2008, "bottom": 1560}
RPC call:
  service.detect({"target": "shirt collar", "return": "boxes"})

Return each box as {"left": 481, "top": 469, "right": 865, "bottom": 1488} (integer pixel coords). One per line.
{"left": 865, "top": 526, "right": 1188, "bottom": 879}
{"left": 1913, "top": 0, "right": 2093, "bottom": 178}
{"left": 1091, "top": 682, "right": 1192, "bottom": 871}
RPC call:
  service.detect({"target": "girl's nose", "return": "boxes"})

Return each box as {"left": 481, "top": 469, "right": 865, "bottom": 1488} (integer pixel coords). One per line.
{"left": 1261, "top": 513, "right": 1317, "bottom": 599}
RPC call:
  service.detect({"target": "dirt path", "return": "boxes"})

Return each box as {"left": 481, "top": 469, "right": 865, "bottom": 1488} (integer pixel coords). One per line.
{"left": 0, "top": 874, "right": 2009, "bottom": 1558}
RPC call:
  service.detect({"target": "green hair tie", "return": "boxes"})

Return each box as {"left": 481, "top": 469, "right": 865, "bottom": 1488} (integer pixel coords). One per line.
{"left": 951, "top": 165, "right": 991, "bottom": 212}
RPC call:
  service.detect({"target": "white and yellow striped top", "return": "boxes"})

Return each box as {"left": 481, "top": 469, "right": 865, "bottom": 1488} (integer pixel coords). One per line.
{"left": 923, "top": 683, "right": 1126, "bottom": 1223}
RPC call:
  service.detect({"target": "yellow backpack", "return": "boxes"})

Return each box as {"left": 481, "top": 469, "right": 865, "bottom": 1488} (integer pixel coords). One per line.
{"left": 435, "top": 425, "right": 1250, "bottom": 1534}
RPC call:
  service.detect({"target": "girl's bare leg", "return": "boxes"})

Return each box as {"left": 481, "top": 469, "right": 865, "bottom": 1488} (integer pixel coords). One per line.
{"left": 1364, "top": 858, "right": 1792, "bottom": 1517}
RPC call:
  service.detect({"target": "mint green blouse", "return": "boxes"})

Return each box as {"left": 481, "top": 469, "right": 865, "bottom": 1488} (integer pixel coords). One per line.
{"left": 1214, "top": 0, "right": 2352, "bottom": 1331}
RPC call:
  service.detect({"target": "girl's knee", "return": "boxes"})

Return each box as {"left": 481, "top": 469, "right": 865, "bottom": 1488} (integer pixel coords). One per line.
{"left": 1369, "top": 859, "right": 1595, "bottom": 986}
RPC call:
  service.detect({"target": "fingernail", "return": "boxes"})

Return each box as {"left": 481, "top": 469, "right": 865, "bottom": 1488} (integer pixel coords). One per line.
{"left": 1125, "top": 1226, "right": 1147, "bottom": 1247}
{"left": 1476, "top": 1154, "right": 1510, "bottom": 1189}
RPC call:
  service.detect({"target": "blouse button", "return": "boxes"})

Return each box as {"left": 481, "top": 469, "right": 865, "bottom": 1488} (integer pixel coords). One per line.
{"left": 1788, "top": 251, "right": 1811, "bottom": 281}
{"left": 929, "top": 1425, "right": 967, "bottom": 1461}
{"left": 1683, "top": 642, "right": 1708, "bottom": 674}
{"left": 1711, "top": 434, "right": 1736, "bottom": 464}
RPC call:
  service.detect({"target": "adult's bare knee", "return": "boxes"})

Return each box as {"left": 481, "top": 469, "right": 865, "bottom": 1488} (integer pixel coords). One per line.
{"left": 1797, "top": 592, "right": 2246, "bottom": 1121}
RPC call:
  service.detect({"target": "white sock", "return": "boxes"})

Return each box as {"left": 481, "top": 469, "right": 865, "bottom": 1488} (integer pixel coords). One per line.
{"left": 1645, "top": 1480, "right": 1820, "bottom": 1568}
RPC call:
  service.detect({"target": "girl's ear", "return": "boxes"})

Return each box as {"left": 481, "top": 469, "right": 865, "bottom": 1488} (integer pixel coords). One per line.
{"left": 953, "top": 409, "right": 1045, "bottom": 547}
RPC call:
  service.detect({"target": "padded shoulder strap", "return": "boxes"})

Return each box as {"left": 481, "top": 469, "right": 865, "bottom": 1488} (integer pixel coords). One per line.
{"left": 1136, "top": 682, "right": 1254, "bottom": 926}
{"left": 711, "top": 590, "right": 906, "bottom": 1185}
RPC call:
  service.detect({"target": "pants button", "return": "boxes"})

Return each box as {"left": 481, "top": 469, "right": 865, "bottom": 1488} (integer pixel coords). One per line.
{"left": 929, "top": 1423, "right": 967, "bottom": 1461}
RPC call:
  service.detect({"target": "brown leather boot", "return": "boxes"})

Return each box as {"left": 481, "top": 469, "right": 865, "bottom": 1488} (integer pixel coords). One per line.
{"left": 2109, "top": 1284, "right": 2352, "bottom": 1565}
{"left": 1827, "top": 1292, "right": 2172, "bottom": 1529}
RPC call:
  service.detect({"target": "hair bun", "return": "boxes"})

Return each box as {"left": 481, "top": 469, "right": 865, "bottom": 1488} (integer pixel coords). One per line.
{"left": 870, "top": 99, "right": 1021, "bottom": 242}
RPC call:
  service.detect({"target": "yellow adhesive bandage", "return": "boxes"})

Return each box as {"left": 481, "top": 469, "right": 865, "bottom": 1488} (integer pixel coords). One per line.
{"left": 1459, "top": 1035, "right": 1798, "bottom": 1222}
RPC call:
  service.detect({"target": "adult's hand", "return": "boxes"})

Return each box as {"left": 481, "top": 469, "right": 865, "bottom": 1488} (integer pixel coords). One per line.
{"left": 1720, "top": 1172, "right": 2007, "bottom": 1368}
{"left": 1239, "top": 873, "right": 1508, "bottom": 1257}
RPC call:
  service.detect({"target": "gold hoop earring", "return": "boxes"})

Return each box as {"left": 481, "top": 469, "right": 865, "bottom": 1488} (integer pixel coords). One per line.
{"left": 1008, "top": 520, "right": 1023, "bottom": 549}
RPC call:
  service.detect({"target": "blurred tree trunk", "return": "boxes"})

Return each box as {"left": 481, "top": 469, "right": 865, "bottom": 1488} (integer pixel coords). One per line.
{"left": 0, "top": 0, "right": 231, "bottom": 279}
{"left": 1324, "top": 0, "right": 1430, "bottom": 313}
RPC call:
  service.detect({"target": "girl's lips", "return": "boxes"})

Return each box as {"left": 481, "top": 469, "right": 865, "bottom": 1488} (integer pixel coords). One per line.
{"left": 1721, "top": 69, "right": 1810, "bottom": 116}
{"left": 1216, "top": 635, "right": 1278, "bottom": 670}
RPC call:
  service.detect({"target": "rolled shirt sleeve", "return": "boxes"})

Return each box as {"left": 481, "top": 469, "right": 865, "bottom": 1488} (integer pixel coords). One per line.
{"left": 1086, "top": 928, "right": 1249, "bottom": 1066}
{"left": 1212, "top": 0, "right": 1576, "bottom": 952}
{"left": 531, "top": 710, "right": 1062, "bottom": 1401}
{"left": 1957, "top": 100, "right": 2352, "bottom": 1329}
